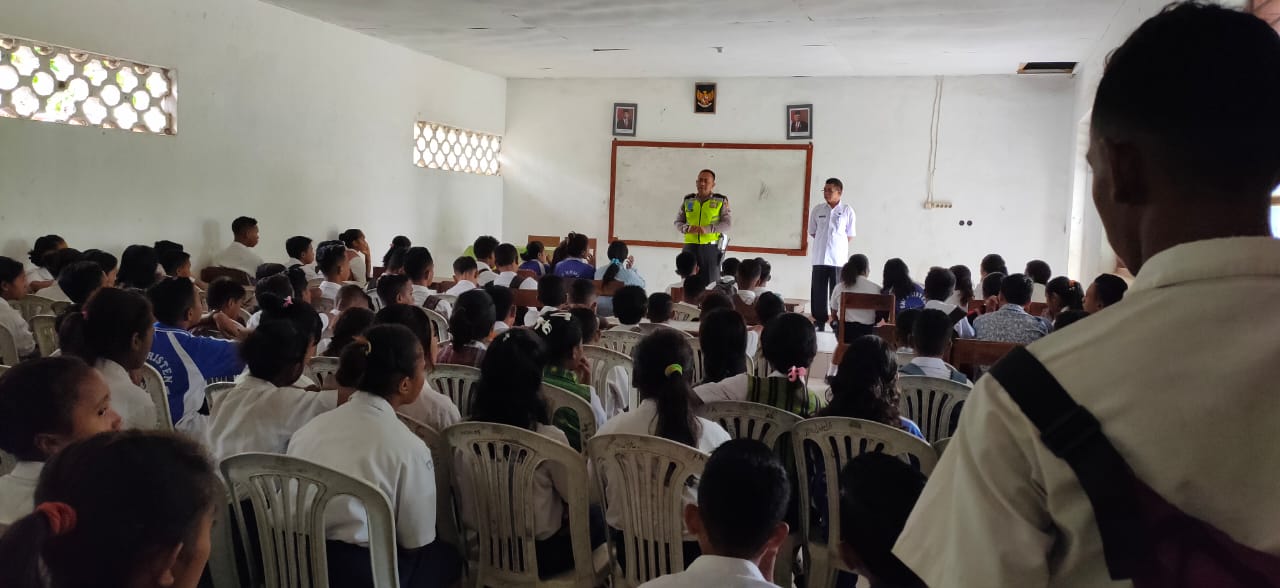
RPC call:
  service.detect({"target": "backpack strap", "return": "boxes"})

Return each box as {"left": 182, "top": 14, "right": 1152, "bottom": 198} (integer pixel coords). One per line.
{"left": 947, "top": 306, "right": 968, "bottom": 326}
{"left": 988, "top": 346, "right": 1142, "bottom": 580}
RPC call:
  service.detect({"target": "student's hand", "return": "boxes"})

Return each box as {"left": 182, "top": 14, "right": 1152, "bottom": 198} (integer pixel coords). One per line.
{"left": 625, "top": 255, "right": 635, "bottom": 269}
{"left": 687, "top": 226, "right": 704, "bottom": 235}
{"left": 574, "top": 356, "right": 592, "bottom": 384}
{"left": 129, "top": 368, "right": 145, "bottom": 387}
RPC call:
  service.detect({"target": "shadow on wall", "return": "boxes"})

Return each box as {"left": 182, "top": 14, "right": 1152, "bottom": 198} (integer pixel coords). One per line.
{"left": 200, "top": 220, "right": 223, "bottom": 268}
{"left": 1, "top": 239, "right": 30, "bottom": 263}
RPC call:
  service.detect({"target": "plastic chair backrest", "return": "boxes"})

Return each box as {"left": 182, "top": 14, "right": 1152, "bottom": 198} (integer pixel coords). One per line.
{"left": 932, "top": 437, "right": 951, "bottom": 457}
{"left": 14, "top": 294, "right": 57, "bottom": 321}
{"left": 582, "top": 344, "right": 633, "bottom": 414}
{"left": 29, "top": 314, "right": 58, "bottom": 357}
{"left": 205, "top": 381, "right": 236, "bottom": 416}
{"left": 307, "top": 356, "right": 340, "bottom": 389}
{"left": 897, "top": 375, "right": 972, "bottom": 444}
{"left": 140, "top": 363, "right": 174, "bottom": 432}
{"left": 587, "top": 434, "right": 709, "bottom": 588}
{"left": 313, "top": 296, "right": 335, "bottom": 314}
{"left": 396, "top": 413, "right": 463, "bottom": 553}
{"left": 687, "top": 338, "right": 706, "bottom": 384}
{"left": 448, "top": 422, "right": 599, "bottom": 588}
{"left": 698, "top": 401, "right": 801, "bottom": 449}
{"left": 221, "top": 453, "right": 400, "bottom": 588}
{"left": 599, "top": 329, "right": 644, "bottom": 358}
{"left": 670, "top": 302, "right": 699, "bottom": 322}
{"left": 426, "top": 364, "right": 482, "bottom": 418}
{"left": 0, "top": 322, "right": 18, "bottom": 366}
{"left": 0, "top": 450, "right": 14, "bottom": 477}
{"left": 541, "top": 383, "right": 598, "bottom": 452}
{"left": 422, "top": 307, "right": 450, "bottom": 347}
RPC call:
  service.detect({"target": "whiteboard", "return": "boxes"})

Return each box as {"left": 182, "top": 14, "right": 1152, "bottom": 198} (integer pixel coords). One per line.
{"left": 609, "top": 141, "right": 813, "bottom": 254}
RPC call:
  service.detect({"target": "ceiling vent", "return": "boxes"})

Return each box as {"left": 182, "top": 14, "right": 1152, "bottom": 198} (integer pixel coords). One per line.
{"left": 1018, "top": 61, "right": 1077, "bottom": 74}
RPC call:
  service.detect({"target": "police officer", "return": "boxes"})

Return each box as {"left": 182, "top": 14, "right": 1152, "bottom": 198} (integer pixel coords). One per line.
{"left": 673, "top": 169, "right": 732, "bottom": 284}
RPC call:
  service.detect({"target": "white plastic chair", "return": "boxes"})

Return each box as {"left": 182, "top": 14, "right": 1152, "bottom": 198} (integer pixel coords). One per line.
{"left": 307, "top": 278, "right": 324, "bottom": 290}
{"left": 395, "top": 413, "right": 464, "bottom": 556}
{"left": 698, "top": 401, "right": 801, "bottom": 450}
{"left": 541, "top": 383, "right": 598, "bottom": 453}
{"left": 0, "top": 450, "right": 14, "bottom": 477}
{"left": 791, "top": 417, "right": 938, "bottom": 588}
{"left": 598, "top": 329, "right": 644, "bottom": 358}
{"left": 29, "top": 314, "right": 58, "bottom": 357}
{"left": 752, "top": 344, "right": 770, "bottom": 378}
{"left": 897, "top": 375, "right": 972, "bottom": 444}
{"left": 933, "top": 437, "right": 952, "bottom": 457}
{"left": 426, "top": 364, "right": 482, "bottom": 418}
{"left": 139, "top": 363, "right": 174, "bottom": 432}
{"left": 670, "top": 302, "right": 699, "bottom": 322}
{"left": 582, "top": 345, "right": 633, "bottom": 415}
{"left": 586, "top": 434, "right": 710, "bottom": 588}
{"left": 307, "top": 356, "right": 340, "bottom": 389}
{"left": 221, "top": 453, "right": 400, "bottom": 588}
{"left": 13, "top": 294, "right": 57, "bottom": 321}
{"left": 687, "top": 338, "right": 706, "bottom": 384}
{"left": 436, "top": 294, "right": 458, "bottom": 307}
{"left": 422, "top": 307, "right": 451, "bottom": 346}
{"left": 0, "top": 322, "right": 19, "bottom": 366}
{"left": 205, "top": 381, "right": 236, "bottom": 416}
{"left": 447, "top": 422, "right": 608, "bottom": 588}
{"left": 207, "top": 491, "right": 244, "bottom": 588}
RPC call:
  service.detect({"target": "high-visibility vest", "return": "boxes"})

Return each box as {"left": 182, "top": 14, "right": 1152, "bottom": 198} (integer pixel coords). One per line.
{"left": 683, "top": 194, "right": 727, "bottom": 245}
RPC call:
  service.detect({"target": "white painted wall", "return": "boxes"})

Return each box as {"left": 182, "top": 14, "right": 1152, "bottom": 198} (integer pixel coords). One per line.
{"left": 504, "top": 76, "right": 1075, "bottom": 301}
{"left": 0, "top": 0, "right": 505, "bottom": 267}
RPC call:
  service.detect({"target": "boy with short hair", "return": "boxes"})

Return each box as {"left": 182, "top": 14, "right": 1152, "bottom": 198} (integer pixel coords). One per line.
{"left": 446, "top": 256, "right": 480, "bottom": 297}
{"left": 491, "top": 243, "right": 538, "bottom": 290}
{"left": 524, "top": 275, "right": 567, "bottom": 326}
{"left": 212, "top": 216, "right": 264, "bottom": 276}
{"left": 838, "top": 454, "right": 927, "bottom": 588}
{"left": 472, "top": 235, "right": 500, "bottom": 286}
{"left": 484, "top": 284, "right": 517, "bottom": 336}
{"left": 972, "top": 273, "right": 1049, "bottom": 344}
{"left": 285, "top": 235, "right": 319, "bottom": 281}
{"left": 403, "top": 246, "right": 452, "bottom": 317}
{"left": 375, "top": 273, "right": 414, "bottom": 309}
{"left": 609, "top": 285, "right": 647, "bottom": 332}
{"left": 900, "top": 309, "right": 969, "bottom": 384}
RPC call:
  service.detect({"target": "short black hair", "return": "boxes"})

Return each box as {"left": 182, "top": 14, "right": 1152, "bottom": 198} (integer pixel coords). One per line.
{"left": 736, "top": 258, "right": 762, "bottom": 286}
{"left": 980, "top": 254, "right": 1007, "bottom": 276}
{"left": 825, "top": 177, "right": 843, "bottom": 191}
{"left": 568, "top": 307, "right": 599, "bottom": 344}
{"left": 699, "top": 291, "right": 734, "bottom": 317}
{"left": 376, "top": 274, "right": 411, "bottom": 308}
{"left": 721, "top": 257, "right": 741, "bottom": 278}
{"left": 494, "top": 243, "right": 519, "bottom": 267}
{"left": 922, "top": 267, "right": 956, "bottom": 302}
{"left": 1092, "top": 274, "right": 1129, "bottom": 307}
{"left": 255, "top": 263, "right": 286, "bottom": 281}
{"left": 241, "top": 321, "right": 310, "bottom": 381}
{"left": 913, "top": 308, "right": 953, "bottom": 357}
{"left": 403, "top": 247, "right": 434, "bottom": 282}
{"left": 762, "top": 313, "right": 817, "bottom": 374}
{"left": 452, "top": 256, "right": 478, "bottom": 276}
{"left": 612, "top": 285, "right": 647, "bottom": 325}
{"left": 838, "top": 453, "right": 927, "bottom": 584}
{"left": 1024, "top": 260, "right": 1052, "bottom": 285}
{"left": 57, "top": 262, "right": 104, "bottom": 304}
{"left": 1054, "top": 309, "right": 1090, "bottom": 331}
{"left": 756, "top": 258, "right": 772, "bottom": 284}
{"left": 338, "top": 229, "right": 364, "bottom": 247}
{"left": 231, "top": 216, "right": 257, "bottom": 236}
{"left": 27, "top": 235, "right": 65, "bottom": 267}
{"left": 285, "top": 236, "right": 312, "bottom": 260}
{"left": 147, "top": 277, "right": 196, "bottom": 325}
{"left": 206, "top": 277, "right": 246, "bottom": 312}
{"left": 46, "top": 248, "right": 83, "bottom": 278}
{"left": 647, "top": 292, "right": 673, "bottom": 323}
{"left": 81, "top": 249, "right": 117, "bottom": 274}
{"left": 1000, "top": 273, "right": 1034, "bottom": 306}
{"left": 895, "top": 309, "right": 921, "bottom": 348}
{"left": 569, "top": 278, "right": 596, "bottom": 305}
{"left": 699, "top": 168, "right": 716, "bottom": 181}
{"left": 484, "top": 283, "right": 515, "bottom": 321}
{"left": 316, "top": 243, "right": 347, "bottom": 278}
{"left": 473, "top": 236, "right": 499, "bottom": 262}
{"left": 0, "top": 257, "right": 22, "bottom": 286}
{"left": 675, "top": 252, "right": 698, "bottom": 277}
{"left": 159, "top": 250, "right": 190, "bottom": 276}
{"left": 698, "top": 439, "right": 789, "bottom": 559}
{"left": 682, "top": 273, "right": 711, "bottom": 303}
{"left": 755, "top": 292, "right": 785, "bottom": 326}
{"left": 981, "top": 272, "right": 1005, "bottom": 299}
{"left": 384, "top": 247, "right": 408, "bottom": 272}
{"left": 537, "top": 275, "right": 567, "bottom": 307}
{"left": 153, "top": 240, "right": 184, "bottom": 255}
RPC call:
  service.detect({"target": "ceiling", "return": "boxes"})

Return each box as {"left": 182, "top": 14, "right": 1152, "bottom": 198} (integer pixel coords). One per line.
{"left": 262, "top": 0, "right": 1124, "bottom": 78}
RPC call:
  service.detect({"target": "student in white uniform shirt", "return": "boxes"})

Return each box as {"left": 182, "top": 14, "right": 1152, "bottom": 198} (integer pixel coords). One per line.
{"left": 921, "top": 266, "right": 975, "bottom": 339}
{"left": 32, "top": 248, "right": 83, "bottom": 302}
{"left": 373, "top": 304, "right": 461, "bottom": 432}
{"left": 58, "top": 287, "right": 157, "bottom": 430}
{"left": 374, "top": 273, "right": 415, "bottom": 310}
{"left": 285, "top": 235, "right": 320, "bottom": 281}
{"left": 895, "top": 7, "right": 1280, "bottom": 585}
{"left": 638, "top": 439, "right": 791, "bottom": 588}
{"left": 338, "top": 229, "right": 373, "bottom": 285}
{"left": 471, "top": 235, "right": 500, "bottom": 286}
{"left": 695, "top": 313, "right": 826, "bottom": 417}
{"left": 695, "top": 308, "right": 749, "bottom": 388}
{"left": 484, "top": 283, "right": 517, "bottom": 338}
{"left": 733, "top": 258, "right": 763, "bottom": 305}
{"left": 445, "top": 256, "right": 480, "bottom": 297}
{"left": 1024, "top": 259, "right": 1052, "bottom": 304}
{"left": 403, "top": 246, "right": 453, "bottom": 317}
{"left": 525, "top": 274, "right": 567, "bottom": 327}
{"left": 211, "top": 216, "right": 265, "bottom": 277}
{"left": 25, "top": 235, "right": 66, "bottom": 293}
{"left": 809, "top": 178, "right": 857, "bottom": 331}
{"left": 0, "top": 357, "right": 122, "bottom": 528}
{"left": 594, "top": 329, "right": 731, "bottom": 565}
{"left": 0, "top": 258, "right": 38, "bottom": 359}
{"left": 827, "top": 254, "right": 881, "bottom": 342}
{"left": 288, "top": 324, "right": 462, "bottom": 587}
{"left": 610, "top": 285, "right": 648, "bottom": 334}
{"left": 899, "top": 309, "right": 970, "bottom": 385}
{"left": 314, "top": 242, "right": 349, "bottom": 304}
{"left": 490, "top": 243, "right": 539, "bottom": 290}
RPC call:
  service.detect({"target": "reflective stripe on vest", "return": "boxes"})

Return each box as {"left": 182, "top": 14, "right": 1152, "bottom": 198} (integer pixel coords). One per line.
{"left": 683, "top": 197, "right": 723, "bottom": 245}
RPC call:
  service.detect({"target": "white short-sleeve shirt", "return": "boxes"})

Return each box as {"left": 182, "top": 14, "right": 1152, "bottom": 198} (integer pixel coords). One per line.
{"left": 25, "top": 266, "right": 53, "bottom": 284}
{"left": 0, "top": 461, "right": 42, "bottom": 528}
{"left": 0, "top": 298, "right": 36, "bottom": 357}
{"left": 808, "top": 201, "right": 857, "bottom": 267}
{"left": 492, "top": 271, "right": 539, "bottom": 290}
{"left": 638, "top": 555, "right": 775, "bottom": 588}
{"left": 208, "top": 375, "right": 338, "bottom": 463}
{"left": 287, "top": 391, "right": 437, "bottom": 548}
{"left": 445, "top": 280, "right": 478, "bottom": 297}
{"left": 212, "top": 242, "right": 265, "bottom": 277}
{"left": 398, "top": 381, "right": 462, "bottom": 434}
{"left": 95, "top": 359, "right": 157, "bottom": 431}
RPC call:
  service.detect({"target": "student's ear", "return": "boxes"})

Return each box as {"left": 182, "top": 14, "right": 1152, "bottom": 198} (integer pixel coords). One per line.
{"left": 149, "top": 541, "right": 185, "bottom": 587}
{"left": 683, "top": 503, "right": 703, "bottom": 538}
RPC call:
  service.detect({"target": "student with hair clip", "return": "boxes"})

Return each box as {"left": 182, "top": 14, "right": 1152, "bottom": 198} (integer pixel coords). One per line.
{"left": 1044, "top": 276, "right": 1085, "bottom": 321}
{"left": 696, "top": 313, "right": 824, "bottom": 416}
{"left": 81, "top": 249, "right": 118, "bottom": 287}
{"left": 288, "top": 324, "right": 462, "bottom": 588}
{"left": 533, "top": 312, "right": 608, "bottom": 449}
{"left": 524, "top": 274, "right": 567, "bottom": 326}
{"left": 374, "top": 304, "right": 459, "bottom": 433}
{"left": 492, "top": 243, "right": 539, "bottom": 291}
{"left": 697, "top": 308, "right": 748, "bottom": 385}
{"left": 25, "top": 234, "right": 66, "bottom": 292}
{"left": 609, "top": 285, "right": 647, "bottom": 332}
{"left": 438, "top": 289, "right": 495, "bottom": 367}
{"left": 193, "top": 277, "right": 248, "bottom": 340}
{"left": 446, "top": 256, "right": 481, "bottom": 297}
{"left": 594, "top": 329, "right": 731, "bottom": 565}
{"left": 519, "top": 240, "right": 550, "bottom": 277}
{"left": 553, "top": 232, "right": 595, "bottom": 279}
{"left": 375, "top": 273, "right": 414, "bottom": 309}
{"left": 669, "top": 251, "right": 700, "bottom": 295}
{"left": 246, "top": 272, "right": 328, "bottom": 334}
{"left": 948, "top": 265, "right": 975, "bottom": 307}
{"left": 316, "top": 242, "right": 351, "bottom": 303}
{"left": 881, "top": 258, "right": 926, "bottom": 313}
{"left": 0, "top": 430, "right": 220, "bottom": 588}
{"left": 0, "top": 257, "right": 38, "bottom": 359}
{"left": 820, "top": 335, "right": 922, "bottom": 438}
{"left": 471, "top": 235, "right": 500, "bottom": 286}
{"left": 255, "top": 291, "right": 324, "bottom": 388}
{"left": 828, "top": 254, "right": 881, "bottom": 339}
{"left": 58, "top": 288, "right": 155, "bottom": 429}
{"left": 596, "top": 240, "right": 646, "bottom": 288}
{"left": 117, "top": 244, "right": 161, "bottom": 291}
{"left": 483, "top": 284, "right": 517, "bottom": 336}
{"left": 0, "top": 357, "right": 122, "bottom": 527}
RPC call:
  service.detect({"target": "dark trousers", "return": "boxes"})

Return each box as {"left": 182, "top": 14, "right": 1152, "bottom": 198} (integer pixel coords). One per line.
{"left": 536, "top": 505, "right": 608, "bottom": 578}
{"left": 683, "top": 243, "right": 722, "bottom": 285}
{"left": 326, "top": 539, "right": 462, "bottom": 588}
{"left": 811, "top": 265, "right": 839, "bottom": 324}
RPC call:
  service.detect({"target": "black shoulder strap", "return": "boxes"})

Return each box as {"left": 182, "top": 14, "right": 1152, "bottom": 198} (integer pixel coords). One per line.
{"left": 988, "top": 347, "right": 1142, "bottom": 581}
{"left": 511, "top": 275, "right": 526, "bottom": 289}
{"left": 947, "top": 306, "right": 968, "bottom": 326}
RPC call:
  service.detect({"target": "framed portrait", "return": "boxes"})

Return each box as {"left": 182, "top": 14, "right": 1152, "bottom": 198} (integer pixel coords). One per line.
{"left": 612, "top": 103, "right": 637, "bottom": 137}
{"left": 694, "top": 82, "right": 717, "bottom": 114}
{"left": 786, "top": 104, "right": 812, "bottom": 140}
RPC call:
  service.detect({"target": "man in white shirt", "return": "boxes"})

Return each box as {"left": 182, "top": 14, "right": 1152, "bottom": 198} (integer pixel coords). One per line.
{"left": 490, "top": 243, "right": 538, "bottom": 290}
{"left": 895, "top": 6, "right": 1280, "bottom": 586}
{"left": 808, "top": 178, "right": 856, "bottom": 331}
{"left": 211, "top": 216, "right": 265, "bottom": 276}
{"left": 471, "top": 235, "right": 500, "bottom": 286}
{"left": 284, "top": 235, "right": 319, "bottom": 281}
{"left": 639, "top": 439, "right": 789, "bottom": 588}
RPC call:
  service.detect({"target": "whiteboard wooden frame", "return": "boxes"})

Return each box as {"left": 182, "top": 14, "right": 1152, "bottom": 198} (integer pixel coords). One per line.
{"left": 608, "top": 139, "right": 814, "bottom": 256}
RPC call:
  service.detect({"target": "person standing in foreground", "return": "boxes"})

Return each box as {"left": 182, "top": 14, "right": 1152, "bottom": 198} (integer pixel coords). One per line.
{"left": 894, "top": 4, "right": 1280, "bottom": 586}
{"left": 675, "top": 169, "right": 732, "bottom": 284}
{"left": 809, "top": 178, "right": 856, "bottom": 331}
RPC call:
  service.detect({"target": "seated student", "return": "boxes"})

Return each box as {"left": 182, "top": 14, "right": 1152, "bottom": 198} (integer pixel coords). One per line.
{"left": 1025, "top": 260, "right": 1052, "bottom": 304}
{"left": 484, "top": 284, "right": 516, "bottom": 337}
{"left": 0, "top": 357, "right": 122, "bottom": 528}
{"left": 534, "top": 312, "right": 608, "bottom": 450}
{"left": 116, "top": 244, "right": 161, "bottom": 291}
{"left": 492, "top": 243, "right": 539, "bottom": 290}
{"left": 0, "top": 258, "right": 37, "bottom": 360}
{"left": 525, "top": 274, "right": 567, "bottom": 327}
{"left": 0, "top": 430, "right": 219, "bottom": 588}
{"left": 321, "top": 307, "right": 376, "bottom": 358}
{"left": 375, "top": 273, "right": 414, "bottom": 309}
{"left": 208, "top": 320, "right": 340, "bottom": 462}
{"left": 336, "top": 284, "right": 372, "bottom": 313}
{"left": 437, "top": 289, "right": 494, "bottom": 367}
{"left": 285, "top": 235, "right": 320, "bottom": 281}
{"left": 1084, "top": 272, "right": 1129, "bottom": 314}
{"left": 698, "top": 291, "right": 735, "bottom": 321}
{"left": 375, "top": 304, "right": 460, "bottom": 433}
{"left": 669, "top": 251, "right": 699, "bottom": 295}
{"left": 519, "top": 240, "right": 550, "bottom": 277}
{"left": 381, "top": 246, "right": 409, "bottom": 279}
{"left": 569, "top": 306, "right": 630, "bottom": 417}
{"left": 33, "top": 248, "right": 82, "bottom": 301}
{"left": 696, "top": 309, "right": 748, "bottom": 385}
{"left": 696, "top": 313, "right": 825, "bottom": 416}
{"left": 1042, "top": 277, "right": 1084, "bottom": 323}
{"left": 158, "top": 248, "right": 200, "bottom": 289}
{"left": 246, "top": 273, "right": 305, "bottom": 330}
{"left": 315, "top": 242, "right": 350, "bottom": 303}
{"left": 820, "top": 335, "right": 923, "bottom": 439}
{"left": 212, "top": 216, "right": 265, "bottom": 277}
{"left": 836, "top": 453, "right": 927, "bottom": 588}
{"left": 900, "top": 309, "right": 970, "bottom": 384}
{"left": 193, "top": 277, "right": 248, "bottom": 340}
{"left": 594, "top": 329, "right": 731, "bottom": 563}
{"left": 755, "top": 292, "right": 786, "bottom": 329}
{"left": 1053, "top": 309, "right": 1090, "bottom": 331}
{"left": 894, "top": 309, "right": 921, "bottom": 354}
{"left": 973, "top": 271, "right": 1005, "bottom": 318}
{"left": 146, "top": 278, "right": 245, "bottom": 434}
{"left": 682, "top": 272, "right": 712, "bottom": 305}
{"left": 610, "top": 285, "right": 647, "bottom": 333}
{"left": 596, "top": 240, "right": 646, "bottom": 288}
{"left": 82, "top": 249, "right": 119, "bottom": 287}
{"left": 828, "top": 254, "right": 881, "bottom": 340}
{"left": 947, "top": 264, "right": 975, "bottom": 308}
{"left": 287, "top": 325, "right": 461, "bottom": 588}
{"left": 338, "top": 229, "right": 372, "bottom": 285}
{"left": 715, "top": 257, "right": 741, "bottom": 296}
{"left": 568, "top": 278, "right": 598, "bottom": 314}
{"left": 58, "top": 288, "right": 156, "bottom": 430}
{"left": 471, "top": 235, "right": 500, "bottom": 286}
{"left": 446, "top": 256, "right": 480, "bottom": 297}
{"left": 52, "top": 261, "right": 107, "bottom": 330}
{"left": 754, "top": 258, "right": 774, "bottom": 295}
{"left": 734, "top": 259, "right": 763, "bottom": 305}
{"left": 882, "top": 258, "right": 926, "bottom": 312}
{"left": 403, "top": 246, "right": 453, "bottom": 317}
{"left": 551, "top": 233, "right": 595, "bottom": 280}
{"left": 24, "top": 234, "right": 66, "bottom": 292}
{"left": 382, "top": 236, "right": 411, "bottom": 269}
{"left": 640, "top": 292, "right": 676, "bottom": 334}
{"left": 638, "top": 439, "right": 791, "bottom": 588}
{"left": 979, "top": 253, "right": 1008, "bottom": 280}
{"left": 972, "top": 273, "right": 1050, "bottom": 344}
{"left": 921, "top": 266, "right": 975, "bottom": 339}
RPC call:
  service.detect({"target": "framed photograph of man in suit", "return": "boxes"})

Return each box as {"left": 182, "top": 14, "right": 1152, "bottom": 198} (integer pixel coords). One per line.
{"left": 786, "top": 104, "right": 813, "bottom": 140}
{"left": 613, "top": 103, "right": 637, "bottom": 137}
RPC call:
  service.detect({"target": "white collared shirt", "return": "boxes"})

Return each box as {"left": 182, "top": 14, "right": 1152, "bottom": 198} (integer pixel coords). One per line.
{"left": 288, "top": 391, "right": 437, "bottom": 548}
{"left": 212, "top": 242, "right": 264, "bottom": 277}
{"left": 523, "top": 305, "right": 559, "bottom": 327}
{"left": 924, "top": 299, "right": 975, "bottom": 339}
{"left": 736, "top": 289, "right": 757, "bottom": 305}
{"left": 95, "top": 358, "right": 157, "bottom": 430}
{"left": 0, "top": 461, "right": 42, "bottom": 527}
{"left": 905, "top": 356, "right": 956, "bottom": 380}
{"left": 349, "top": 251, "right": 368, "bottom": 284}
{"left": 398, "top": 381, "right": 461, "bottom": 434}
{"left": 35, "top": 283, "right": 70, "bottom": 302}
{"left": 445, "top": 280, "right": 477, "bottom": 297}
{"left": 638, "top": 554, "right": 775, "bottom": 588}
{"left": 1032, "top": 282, "right": 1047, "bottom": 304}
{"left": 25, "top": 266, "right": 53, "bottom": 284}
{"left": 476, "top": 262, "right": 498, "bottom": 286}
{"left": 0, "top": 297, "right": 36, "bottom": 357}
{"left": 287, "top": 258, "right": 320, "bottom": 281}
{"left": 492, "top": 271, "right": 539, "bottom": 290}
{"left": 828, "top": 277, "right": 882, "bottom": 324}
{"left": 808, "top": 201, "right": 857, "bottom": 267}
{"left": 456, "top": 424, "right": 571, "bottom": 541}
{"left": 895, "top": 237, "right": 1280, "bottom": 587}
{"left": 318, "top": 280, "right": 342, "bottom": 303}
{"left": 208, "top": 375, "right": 338, "bottom": 463}
{"left": 493, "top": 321, "right": 511, "bottom": 336}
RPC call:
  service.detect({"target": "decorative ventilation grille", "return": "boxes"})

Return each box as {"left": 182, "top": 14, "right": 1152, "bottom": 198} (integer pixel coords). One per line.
{"left": 413, "top": 121, "right": 500, "bottom": 176}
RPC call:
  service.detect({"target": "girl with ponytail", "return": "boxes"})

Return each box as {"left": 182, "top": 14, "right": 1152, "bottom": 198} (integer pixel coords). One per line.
{"left": 437, "top": 289, "right": 495, "bottom": 368}
{"left": 58, "top": 287, "right": 157, "bottom": 430}
{"left": 533, "top": 311, "right": 608, "bottom": 451}
{"left": 1044, "top": 276, "right": 1086, "bottom": 321}
{"left": 594, "top": 240, "right": 646, "bottom": 289}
